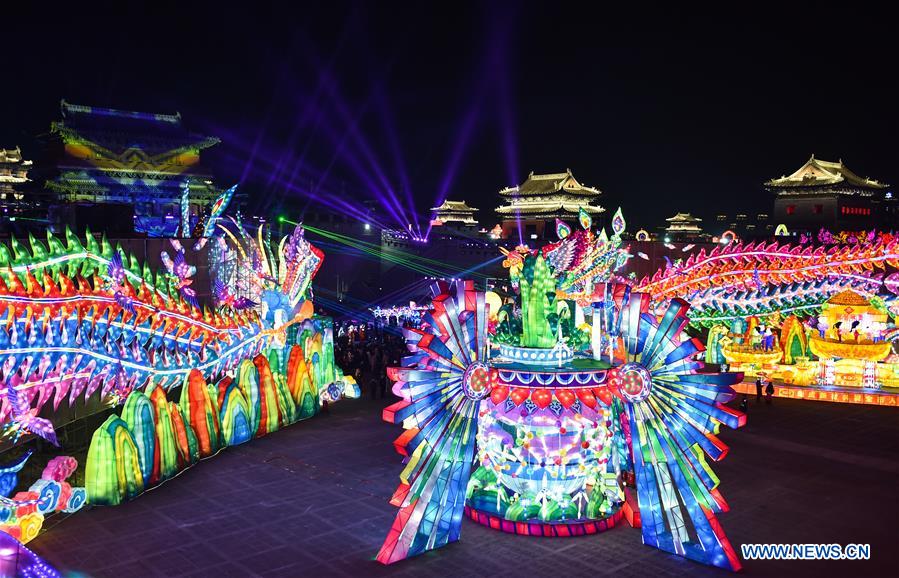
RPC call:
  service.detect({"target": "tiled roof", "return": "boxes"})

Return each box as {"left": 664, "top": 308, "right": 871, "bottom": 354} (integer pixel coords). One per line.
{"left": 665, "top": 212, "right": 702, "bottom": 223}
{"left": 431, "top": 200, "right": 478, "bottom": 212}
{"left": 499, "top": 168, "right": 602, "bottom": 197}
{"left": 495, "top": 202, "right": 605, "bottom": 215}
{"left": 766, "top": 156, "right": 887, "bottom": 189}
{"left": 0, "top": 147, "right": 29, "bottom": 164}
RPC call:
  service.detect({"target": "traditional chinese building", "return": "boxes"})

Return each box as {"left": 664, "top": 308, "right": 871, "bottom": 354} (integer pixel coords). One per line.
{"left": 0, "top": 147, "right": 34, "bottom": 227}
{"left": 43, "top": 100, "right": 222, "bottom": 236}
{"left": 496, "top": 169, "right": 604, "bottom": 239}
{"left": 663, "top": 212, "right": 707, "bottom": 242}
{"left": 429, "top": 199, "right": 478, "bottom": 229}
{"left": 766, "top": 156, "right": 890, "bottom": 233}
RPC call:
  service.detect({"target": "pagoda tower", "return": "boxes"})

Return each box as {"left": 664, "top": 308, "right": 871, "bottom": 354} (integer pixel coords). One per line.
{"left": 429, "top": 199, "right": 478, "bottom": 229}
{"left": 495, "top": 169, "right": 604, "bottom": 240}
{"left": 44, "top": 100, "right": 222, "bottom": 236}
{"left": 0, "top": 147, "right": 33, "bottom": 218}
{"left": 664, "top": 212, "right": 707, "bottom": 242}
{"left": 766, "top": 156, "right": 889, "bottom": 233}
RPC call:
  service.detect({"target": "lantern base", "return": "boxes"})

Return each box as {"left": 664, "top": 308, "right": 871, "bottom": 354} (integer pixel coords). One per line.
{"left": 464, "top": 505, "right": 624, "bottom": 537}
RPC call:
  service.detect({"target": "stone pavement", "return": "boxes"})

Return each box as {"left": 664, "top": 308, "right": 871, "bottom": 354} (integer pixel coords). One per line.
{"left": 28, "top": 395, "right": 899, "bottom": 577}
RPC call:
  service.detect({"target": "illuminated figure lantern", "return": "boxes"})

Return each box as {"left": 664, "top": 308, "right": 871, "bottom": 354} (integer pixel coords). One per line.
{"left": 810, "top": 290, "right": 890, "bottom": 362}
{"left": 378, "top": 215, "right": 747, "bottom": 572}
{"left": 809, "top": 290, "right": 891, "bottom": 387}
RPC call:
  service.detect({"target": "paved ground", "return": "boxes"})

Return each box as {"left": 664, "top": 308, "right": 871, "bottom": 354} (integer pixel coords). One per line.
{"left": 29, "top": 395, "right": 899, "bottom": 577}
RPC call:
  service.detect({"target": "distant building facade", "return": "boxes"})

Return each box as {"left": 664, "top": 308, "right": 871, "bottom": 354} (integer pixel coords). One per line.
{"left": 767, "top": 156, "right": 890, "bottom": 234}
{"left": 496, "top": 169, "right": 604, "bottom": 240}
{"left": 713, "top": 212, "right": 773, "bottom": 241}
{"left": 43, "top": 100, "right": 222, "bottom": 236}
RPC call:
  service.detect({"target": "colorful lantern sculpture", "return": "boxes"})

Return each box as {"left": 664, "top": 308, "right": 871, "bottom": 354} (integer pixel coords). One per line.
{"left": 637, "top": 236, "right": 899, "bottom": 327}
{"left": 0, "top": 220, "right": 355, "bottom": 528}
{"left": 378, "top": 273, "right": 745, "bottom": 570}
{"left": 638, "top": 234, "right": 899, "bottom": 390}
{"left": 0, "top": 224, "right": 338, "bottom": 439}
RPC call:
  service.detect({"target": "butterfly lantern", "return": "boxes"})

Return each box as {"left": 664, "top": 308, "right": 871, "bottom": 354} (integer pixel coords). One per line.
{"left": 160, "top": 241, "right": 199, "bottom": 309}
{"left": 4, "top": 385, "right": 60, "bottom": 447}
{"left": 104, "top": 252, "right": 136, "bottom": 315}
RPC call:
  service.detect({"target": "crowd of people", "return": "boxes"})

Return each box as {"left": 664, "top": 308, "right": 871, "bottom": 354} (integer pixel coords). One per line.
{"left": 335, "top": 322, "right": 409, "bottom": 400}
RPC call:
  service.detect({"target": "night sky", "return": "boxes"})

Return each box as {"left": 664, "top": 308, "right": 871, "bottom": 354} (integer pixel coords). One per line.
{"left": 2, "top": 2, "right": 896, "bottom": 234}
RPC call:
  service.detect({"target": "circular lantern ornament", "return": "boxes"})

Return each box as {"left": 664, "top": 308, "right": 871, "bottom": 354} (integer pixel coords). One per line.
{"left": 462, "top": 362, "right": 493, "bottom": 400}
{"left": 617, "top": 362, "right": 652, "bottom": 403}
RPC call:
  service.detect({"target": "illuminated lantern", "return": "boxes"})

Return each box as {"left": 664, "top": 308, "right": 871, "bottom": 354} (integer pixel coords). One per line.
{"left": 471, "top": 368, "right": 620, "bottom": 530}
{"left": 578, "top": 207, "right": 592, "bottom": 231}
{"left": 377, "top": 281, "right": 487, "bottom": 564}
{"left": 519, "top": 255, "right": 556, "bottom": 348}
{"left": 779, "top": 315, "right": 809, "bottom": 364}
{"left": 253, "top": 354, "right": 284, "bottom": 435}
{"left": 120, "top": 391, "right": 157, "bottom": 485}
{"left": 268, "top": 349, "right": 298, "bottom": 424}
{"left": 287, "top": 345, "right": 319, "bottom": 419}
{"left": 576, "top": 388, "right": 597, "bottom": 409}
{"left": 636, "top": 236, "right": 898, "bottom": 330}
{"left": 85, "top": 416, "right": 144, "bottom": 505}
{"left": 378, "top": 281, "right": 746, "bottom": 572}
{"left": 489, "top": 385, "right": 509, "bottom": 404}
{"left": 0, "top": 220, "right": 353, "bottom": 514}
{"left": 179, "top": 370, "right": 222, "bottom": 458}
{"left": 285, "top": 345, "right": 305, "bottom": 403}
{"left": 809, "top": 290, "right": 890, "bottom": 363}
{"left": 306, "top": 332, "right": 326, "bottom": 392}
{"left": 509, "top": 388, "right": 529, "bottom": 406}
{"left": 273, "top": 369, "right": 297, "bottom": 425}
{"left": 485, "top": 291, "right": 503, "bottom": 322}
{"left": 218, "top": 377, "right": 253, "bottom": 446}
{"left": 555, "top": 219, "right": 572, "bottom": 239}
{"left": 169, "top": 401, "right": 199, "bottom": 466}
{"left": 705, "top": 325, "right": 730, "bottom": 364}
{"left": 148, "top": 386, "right": 179, "bottom": 481}
{"left": 236, "top": 359, "right": 262, "bottom": 434}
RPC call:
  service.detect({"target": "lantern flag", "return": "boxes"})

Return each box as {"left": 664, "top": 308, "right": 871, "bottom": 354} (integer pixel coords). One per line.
{"left": 609, "top": 284, "right": 746, "bottom": 571}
